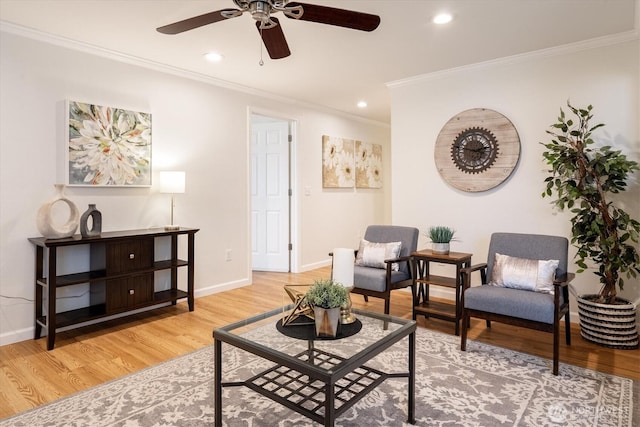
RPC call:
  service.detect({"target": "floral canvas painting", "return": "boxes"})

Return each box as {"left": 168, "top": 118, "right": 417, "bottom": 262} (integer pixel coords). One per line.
{"left": 67, "top": 101, "right": 152, "bottom": 186}
{"left": 322, "top": 135, "right": 354, "bottom": 188}
{"left": 356, "top": 141, "right": 382, "bottom": 188}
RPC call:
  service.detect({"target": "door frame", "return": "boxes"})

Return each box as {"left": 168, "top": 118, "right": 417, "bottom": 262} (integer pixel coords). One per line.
{"left": 247, "top": 107, "right": 299, "bottom": 273}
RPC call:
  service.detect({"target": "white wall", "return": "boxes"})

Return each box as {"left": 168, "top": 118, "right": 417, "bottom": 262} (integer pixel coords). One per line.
{"left": 0, "top": 29, "right": 391, "bottom": 345}
{"left": 390, "top": 37, "right": 640, "bottom": 313}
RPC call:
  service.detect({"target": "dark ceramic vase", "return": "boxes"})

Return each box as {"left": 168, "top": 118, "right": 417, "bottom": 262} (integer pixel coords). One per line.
{"left": 80, "top": 204, "right": 102, "bottom": 237}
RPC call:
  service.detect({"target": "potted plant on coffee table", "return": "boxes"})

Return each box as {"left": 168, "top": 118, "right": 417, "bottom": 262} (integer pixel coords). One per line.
{"left": 428, "top": 226, "right": 456, "bottom": 255}
{"left": 305, "top": 278, "right": 349, "bottom": 337}
{"left": 541, "top": 101, "right": 640, "bottom": 349}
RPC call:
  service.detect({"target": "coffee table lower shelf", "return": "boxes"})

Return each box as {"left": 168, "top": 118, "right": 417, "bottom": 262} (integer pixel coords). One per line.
{"left": 223, "top": 347, "right": 397, "bottom": 424}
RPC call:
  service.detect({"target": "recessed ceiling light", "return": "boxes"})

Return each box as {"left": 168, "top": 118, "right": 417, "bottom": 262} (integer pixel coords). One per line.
{"left": 433, "top": 13, "right": 452, "bottom": 24}
{"left": 357, "top": 101, "right": 368, "bottom": 108}
{"left": 204, "top": 52, "right": 224, "bottom": 62}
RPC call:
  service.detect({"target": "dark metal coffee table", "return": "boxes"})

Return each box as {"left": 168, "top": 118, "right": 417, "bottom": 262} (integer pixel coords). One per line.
{"left": 213, "top": 304, "right": 417, "bottom": 426}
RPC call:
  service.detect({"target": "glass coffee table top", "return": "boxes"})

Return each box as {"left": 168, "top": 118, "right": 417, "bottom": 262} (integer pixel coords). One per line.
{"left": 215, "top": 303, "right": 412, "bottom": 364}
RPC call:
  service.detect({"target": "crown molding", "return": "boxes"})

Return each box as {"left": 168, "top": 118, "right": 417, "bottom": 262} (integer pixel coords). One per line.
{"left": 387, "top": 30, "right": 639, "bottom": 89}
{"left": 0, "top": 20, "right": 389, "bottom": 128}
{"left": 0, "top": 21, "right": 258, "bottom": 94}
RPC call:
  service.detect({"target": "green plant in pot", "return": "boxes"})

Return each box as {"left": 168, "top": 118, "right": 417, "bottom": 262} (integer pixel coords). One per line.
{"left": 428, "top": 226, "right": 456, "bottom": 255}
{"left": 305, "top": 279, "right": 349, "bottom": 337}
{"left": 541, "top": 101, "right": 640, "bottom": 349}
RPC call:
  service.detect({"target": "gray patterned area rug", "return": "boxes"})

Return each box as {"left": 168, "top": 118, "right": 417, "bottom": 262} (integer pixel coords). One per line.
{"left": 2, "top": 323, "right": 636, "bottom": 427}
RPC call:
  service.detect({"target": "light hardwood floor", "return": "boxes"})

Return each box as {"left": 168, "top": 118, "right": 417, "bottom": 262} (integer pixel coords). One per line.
{"left": 1, "top": 266, "right": 638, "bottom": 419}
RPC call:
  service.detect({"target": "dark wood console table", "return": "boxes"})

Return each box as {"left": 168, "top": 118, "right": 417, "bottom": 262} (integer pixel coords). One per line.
{"left": 28, "top": 227, "right": 198, "bottom": 350}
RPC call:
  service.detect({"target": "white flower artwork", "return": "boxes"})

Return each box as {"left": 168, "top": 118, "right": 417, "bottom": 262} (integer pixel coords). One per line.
{"left": 356, "top": 141, "right": 382, "bottom": 188}
{"left": 322, "top": 135, "right": 382, "bottom": 189}
{"left": 67, "top": 101, "right": 152, "bottom": 186}
{"left": 322, "top": 135, "right": 355, "bottom": 188}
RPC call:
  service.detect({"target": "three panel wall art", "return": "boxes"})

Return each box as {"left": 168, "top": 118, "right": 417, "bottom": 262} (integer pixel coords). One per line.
{"left": 67, "top": 100, "right": 152, "bottom": 187}
{"left": 322, "top": 135, "right": 382, "bottom": 189}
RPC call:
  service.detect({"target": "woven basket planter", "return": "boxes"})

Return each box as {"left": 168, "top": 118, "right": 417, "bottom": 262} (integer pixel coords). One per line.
{"left": 572, "top": 288, "right": 639, "bottom": 349}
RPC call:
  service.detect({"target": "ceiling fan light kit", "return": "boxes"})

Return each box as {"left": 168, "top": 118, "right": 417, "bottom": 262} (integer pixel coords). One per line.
{"left": 157, "top": 0, "right": 380, "bottom": 60}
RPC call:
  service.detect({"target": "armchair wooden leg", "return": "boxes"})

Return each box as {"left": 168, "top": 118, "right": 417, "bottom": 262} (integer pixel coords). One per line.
{"left": 460, "top": 309, "right": 468, "bottom": 351}
{"left": 553, "top": 321, "right": 560, "bottom": 376}
{"left": 564, "top": 311, "right": 571, "bottom": 345}
{"left": 363, "top": 295, "right": 369, "bottom": 302}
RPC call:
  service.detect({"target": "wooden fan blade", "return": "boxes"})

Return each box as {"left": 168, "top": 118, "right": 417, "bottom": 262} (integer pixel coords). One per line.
{"left": 256, "top": 18, "right": 291, "bottom": 59}
{"left": 157, "top": 9, "right": 240, "bottom": 34}
{"left": 286, "top": 2, "right": 380, "bottom": 32}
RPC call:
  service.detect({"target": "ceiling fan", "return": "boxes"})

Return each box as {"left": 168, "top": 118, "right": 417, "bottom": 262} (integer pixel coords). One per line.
{"left": 156, "top": 0, "right": 381, "bottom": 60}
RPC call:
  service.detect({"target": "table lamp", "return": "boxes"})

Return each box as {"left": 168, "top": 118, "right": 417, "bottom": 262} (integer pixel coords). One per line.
{"left": 159, "top": 171, "right": 185, "bottom": 231}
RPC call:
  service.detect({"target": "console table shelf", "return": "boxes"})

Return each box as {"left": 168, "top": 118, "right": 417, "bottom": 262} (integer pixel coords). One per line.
{"left": 29, "top": 227, "right": 198, "bottom": 350}
{"left": 37, "top": 269, "right": 108, "bottom": 287}
{"left": 36, "top": 259, "right": 191, "bottom": 288}
{"left": 37, "top": 304, "right": 107, "bottom": 329}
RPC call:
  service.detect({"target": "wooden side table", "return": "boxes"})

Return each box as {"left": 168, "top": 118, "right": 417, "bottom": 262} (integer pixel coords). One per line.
{"left": 411, "top": 249, "right": 472, "bottom": 335}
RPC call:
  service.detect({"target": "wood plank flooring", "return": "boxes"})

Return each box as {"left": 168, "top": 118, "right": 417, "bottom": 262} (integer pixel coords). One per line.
{"left": 1, "top": 266, "right": 638, "bottom": 419}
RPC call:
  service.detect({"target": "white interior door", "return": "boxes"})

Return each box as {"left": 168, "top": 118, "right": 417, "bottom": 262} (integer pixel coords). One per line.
{"left": 251, "top": 116, "right": 291, "bottom": 272}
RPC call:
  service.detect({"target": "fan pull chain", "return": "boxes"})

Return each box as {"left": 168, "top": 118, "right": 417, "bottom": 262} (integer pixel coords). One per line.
{"left": 259, "top": 24, "right": 264, "bottom": 66}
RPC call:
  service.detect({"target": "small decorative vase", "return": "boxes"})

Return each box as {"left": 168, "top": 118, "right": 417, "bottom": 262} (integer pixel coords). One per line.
{"left": 313, "top": 306, "right": 341, "bottom": 338}
{"left": 36, "top": 184, "right": 79, "bottom": 239}
{"left": 432, "top": 242, "right": 450, "bottom": 255}
{"left": 340, "top": 286, "right": 357, "bottom": 325}
{"left": 80, "top": 204, "right": 102, "bottom": 238}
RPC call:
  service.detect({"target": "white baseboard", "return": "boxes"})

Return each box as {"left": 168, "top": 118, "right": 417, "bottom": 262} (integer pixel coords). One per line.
{"left": 4, "top": 279, "right": 632, "bottom": 347}
{"left": 299, "top": 259, "right": 332, "bottom": 273}
{"left": 0, "top": 278, "right": 253, "bottom": 347}
{"left": 194, "top": 278, "right": 251, "bottom": 298}
{"left": 0, "top": 327, "right": 34, "bottom": 347}
{"left": 0, "top": 303, "right": 177, "bottom": 347}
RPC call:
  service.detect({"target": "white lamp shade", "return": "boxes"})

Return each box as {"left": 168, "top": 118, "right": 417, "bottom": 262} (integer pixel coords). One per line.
{"left": 159, "top": 171, "right": 186, "bottom": 194}
{"left": 332, "top": 247, "right": 355, "bottom": 287}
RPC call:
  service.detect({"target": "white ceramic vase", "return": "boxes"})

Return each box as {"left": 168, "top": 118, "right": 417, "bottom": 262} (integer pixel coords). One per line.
{"left": 36, "top": 184, "right": 79, "bottom": 239}
{"left": 432, "top": 242, "right": 450, "bottom": 255}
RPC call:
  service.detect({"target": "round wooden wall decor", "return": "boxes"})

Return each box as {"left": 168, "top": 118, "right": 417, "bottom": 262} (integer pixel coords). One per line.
{"left": 434, "top": 108, "right": 520, "bottom": 192}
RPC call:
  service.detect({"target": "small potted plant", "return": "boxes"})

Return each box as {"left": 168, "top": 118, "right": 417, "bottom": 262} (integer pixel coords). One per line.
{"left": 428, "top": 226, "right": 456, "bottom": 255}
{"left": 541, "top": 101, "right": 640, "bottom": 349}
{"left": 305, "top": 278, "right": 349, "bottom": 337}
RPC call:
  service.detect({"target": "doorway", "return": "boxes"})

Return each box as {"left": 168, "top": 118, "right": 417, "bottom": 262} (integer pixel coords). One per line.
{"left": 250, "top": 113, "right": 293, "bottom": 272}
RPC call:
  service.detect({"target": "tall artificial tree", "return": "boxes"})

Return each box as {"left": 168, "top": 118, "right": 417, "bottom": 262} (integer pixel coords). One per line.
{"left": 542, "top": 102, "right": 640, "bottom": 304}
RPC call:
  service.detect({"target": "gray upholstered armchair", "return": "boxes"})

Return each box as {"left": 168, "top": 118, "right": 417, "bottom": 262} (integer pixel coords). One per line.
{"left": 345, "top": 225, "right": 419, "bottom": 315}
{"left": 460, "top": 232, "right": 573, "bottom": 375}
